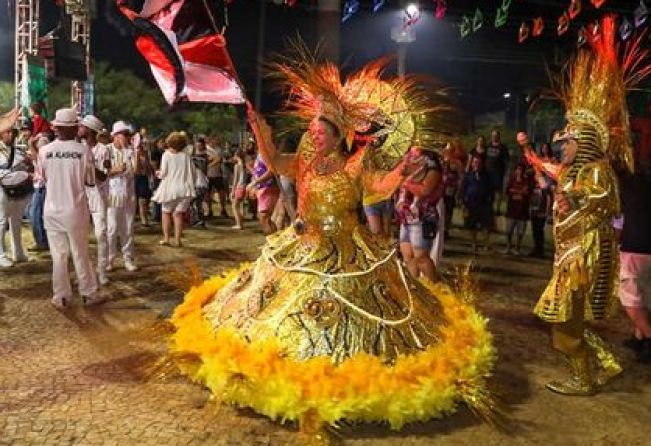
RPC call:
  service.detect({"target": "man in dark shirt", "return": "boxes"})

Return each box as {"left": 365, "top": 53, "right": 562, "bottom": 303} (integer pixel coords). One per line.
{"left": 485, "top": 129, "right": 509, "bottom": 215}
{"left": 619, "top": 161, "right": 651, "bottom": 363}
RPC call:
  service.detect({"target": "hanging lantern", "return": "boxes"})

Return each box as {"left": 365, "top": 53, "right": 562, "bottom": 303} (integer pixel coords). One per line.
{"left": 619, "top": 17, "right": 634, "bottom": 41}
{"left": 519, "top": 21, "right": 530, "bottom": 43}
{"left": 635, "top": 1, "right": 649, "bottom": 28}
{"left": 558, "top": 12, "right": 570, "bottom": 35}
{"left": 532, "top": 17, "right": 544, "bottom": 37}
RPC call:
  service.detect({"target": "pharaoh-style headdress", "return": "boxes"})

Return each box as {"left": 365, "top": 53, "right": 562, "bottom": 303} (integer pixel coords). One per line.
{"left": 557, "top": 15, "right": 651, "bottom": 173}
{"left": 269, "top": 41, "right": 459, "bottom": 169}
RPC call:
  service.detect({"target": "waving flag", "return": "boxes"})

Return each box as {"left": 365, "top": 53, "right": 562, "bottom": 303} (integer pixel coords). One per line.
{"left": 117, "top": 0, "right": 245, "bottom": 105}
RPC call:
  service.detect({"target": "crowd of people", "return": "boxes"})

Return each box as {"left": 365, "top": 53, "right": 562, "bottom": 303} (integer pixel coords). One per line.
{"left": 0, "top": 101, "right": 649, "bottom": 363}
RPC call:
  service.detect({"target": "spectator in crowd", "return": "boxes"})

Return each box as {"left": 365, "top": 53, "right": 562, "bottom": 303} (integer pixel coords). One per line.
{"left": 27, "top": 133, "right": 50, "bottom": 253}
{"left": 248, "top": 154, "right": 278, "bottom": 234}
{"left": 107, "top": 121, "right": 138, "bottom": 272}
{"left": 38, "top": 108, "right": 100, "bottom": 308}
{"left": 152, "top": 132, "right": 196, "bottom": 247}
{"left": 441, "top": 149, "right": 463, "bottom": 238}
{"left": 0, "top": 112, "right": 31, "bottom": 267}
{"left": 446, "top": 138, "right": 468, "bottom": 169}
{"left": 466, "top": 135, "right": 487, "bottom": 171}
{"left": 503, "top": 164, "right": 530, "bottom": 255}
{"left": 149, "top": 137, "right": 166, "bottom": 222}
{"left": 618, "top": 160, "right": 651, "bottom": 363}
{"left": 244, "top": 148, "right": 258, "bottom": 218}
{"left": 79, "top": 115, "right": 111, "bottom": 285}
{"left": 462, "top": 155, "right": 493, "bottom": 253}
{"left": 397, "top": 147, "right": 442, "bottom": 282}
{"left": 539, "top": 142, "right": 556, "bottom": 163}
{"left": 230, "top": 149, "right": 248, "bottom": 230}
{"left": 528, "top": 170, "right": 551, "bottom": 258}
{"left": 191, "top": 138, "right": 210, "bottom": 228}
{"left": 206, "top": 137, "right": 228, "bottom": 218}
{"left": 29, "top": 102, "right": 50, "bottom": 138}
{"left": 485, "top": 129, "right": 509, "bottom": 214}
{"left": 133, "top": 133, "right": 153, "bottom": 227}
{"left": 16, "top": 122, "right": 32, "bottom": 152}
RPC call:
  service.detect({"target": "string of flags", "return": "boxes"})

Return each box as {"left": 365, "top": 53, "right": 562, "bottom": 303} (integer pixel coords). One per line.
{"left": 246, "top": 0, "right": 648, "bottom": 44}
{"left": 453, "top": 0, "right": 650, "bottom": 44}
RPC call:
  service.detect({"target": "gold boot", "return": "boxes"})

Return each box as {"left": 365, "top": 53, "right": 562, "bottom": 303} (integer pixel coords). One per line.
{"left": 546, "top": 353, "right": 596, "bottom": 396}
{"left": 584, "top": 329, "right": 623, "bottom": 387}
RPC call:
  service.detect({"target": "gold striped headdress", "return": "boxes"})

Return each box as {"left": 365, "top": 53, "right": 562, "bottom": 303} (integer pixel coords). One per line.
{"left": 557, "top": 15, "right": 651, "bottom": 173}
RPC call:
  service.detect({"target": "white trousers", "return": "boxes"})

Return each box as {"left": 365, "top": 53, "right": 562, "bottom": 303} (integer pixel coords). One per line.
{"left": 47, "top": 226, "right": 97, "bottom": 299}
{"left": 107, "top": 204, "right": 135, "bottom": 264}
{"left": 0, "top": 191, "right": 29, "bottom": 260}
{"left": 91, "top": 208, "right": 108, "bottom": 274}
{"left": 430, "top": 198, "right": 445, "bottom": 268}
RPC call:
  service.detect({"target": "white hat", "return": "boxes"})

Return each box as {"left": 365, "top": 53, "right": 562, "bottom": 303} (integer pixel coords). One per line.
{"left": 51, "top": 108, "right": 79, "bottom": 127}
{"left": 111, "top": 120, "right": 132, "bottom": 136}
{"left": 80, "top": 115, "right": 104, "bottom": 133}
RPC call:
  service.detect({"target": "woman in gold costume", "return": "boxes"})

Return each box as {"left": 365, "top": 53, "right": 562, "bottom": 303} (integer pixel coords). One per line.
{"left": 168, "top": 55, "right": 495, "bottom": 440}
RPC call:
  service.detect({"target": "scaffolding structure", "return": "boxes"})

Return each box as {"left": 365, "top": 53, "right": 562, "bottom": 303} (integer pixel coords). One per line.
{"left": 68, "top": 1, "right": 91, "bottom": 110}
{"left": 14, "top": 0, "right": 40, "bottom": 108}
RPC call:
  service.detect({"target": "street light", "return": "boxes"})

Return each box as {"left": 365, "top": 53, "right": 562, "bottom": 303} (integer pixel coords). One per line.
{"left": 503, "top": 92, "right": 512, "bottom": 99}
{"left": 405, "top": 3, "right": 420, "bottom": 19}
{"left": 391, "top": 3, "right": 421, "bottom": 77}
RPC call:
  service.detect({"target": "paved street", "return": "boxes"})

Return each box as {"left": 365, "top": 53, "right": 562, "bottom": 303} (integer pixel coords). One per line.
{"left": 1, "top": 218, "right": 650, "bottom": 445}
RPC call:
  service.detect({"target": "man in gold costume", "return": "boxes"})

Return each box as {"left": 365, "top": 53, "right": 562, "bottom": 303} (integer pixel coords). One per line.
{"left": 525, "top": 16, "right": 651, "bottom": 395}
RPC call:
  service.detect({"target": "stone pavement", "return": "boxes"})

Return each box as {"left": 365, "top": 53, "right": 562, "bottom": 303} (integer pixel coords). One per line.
{"left": 1, "top": 220, "right": 650, "bottom": 445}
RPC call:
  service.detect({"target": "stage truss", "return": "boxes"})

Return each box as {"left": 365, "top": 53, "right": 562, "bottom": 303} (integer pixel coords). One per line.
{"left": 14, "top": 0, "right": 40, "bottom": 108}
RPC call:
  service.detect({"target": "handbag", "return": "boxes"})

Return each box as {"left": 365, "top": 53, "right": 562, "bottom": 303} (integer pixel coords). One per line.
{"left": 1, "top": 145, "right": 33, "bottom": 200}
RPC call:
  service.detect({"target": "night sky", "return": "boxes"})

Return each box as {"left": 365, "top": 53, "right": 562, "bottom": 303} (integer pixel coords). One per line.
{"left": 0, "top": 0, "right": 644, "bottom": 114}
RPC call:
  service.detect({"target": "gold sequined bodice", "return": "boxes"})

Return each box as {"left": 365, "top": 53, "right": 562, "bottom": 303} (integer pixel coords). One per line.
{"left": 297, "top": 156, "right": 361, "bottom": 236}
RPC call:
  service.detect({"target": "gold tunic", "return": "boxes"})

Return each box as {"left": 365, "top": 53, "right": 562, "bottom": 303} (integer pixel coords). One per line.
{"left": 535, "top": 160, "right": 620, "bottom": 323}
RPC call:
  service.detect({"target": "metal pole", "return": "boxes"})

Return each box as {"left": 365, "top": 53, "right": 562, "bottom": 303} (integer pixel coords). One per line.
{"left": 254, "top": 0, "right": 267, "bottom": 109}
{"left": 397, "top": 43, "right": 407, "bottom": 77}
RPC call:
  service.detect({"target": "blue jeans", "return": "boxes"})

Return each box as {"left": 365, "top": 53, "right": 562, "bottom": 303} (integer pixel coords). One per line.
{"left": 30, "top": 188, "right": 48, "bottom": 248}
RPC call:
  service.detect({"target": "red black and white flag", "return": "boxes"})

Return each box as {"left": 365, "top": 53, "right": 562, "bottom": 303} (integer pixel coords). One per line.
{"left": 117, "top": 0, "right": 245, "bottom": 105}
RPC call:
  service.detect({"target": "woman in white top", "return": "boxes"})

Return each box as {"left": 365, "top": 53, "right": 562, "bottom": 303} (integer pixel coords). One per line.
{"left": 152, "top": 132, "right": 195, "bottom": 247}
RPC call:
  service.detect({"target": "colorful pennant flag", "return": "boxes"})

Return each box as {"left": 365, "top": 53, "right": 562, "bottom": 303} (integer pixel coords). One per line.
{"left": 519, "top": 22, "right": 530, "bottom": 43}
{"left": 635, "top": 1, "right": 649, "bottom": 27}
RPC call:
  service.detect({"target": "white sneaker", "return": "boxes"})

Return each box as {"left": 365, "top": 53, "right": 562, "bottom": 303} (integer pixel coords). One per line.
{"left": 51, "top": 295, "right": 69, "bottom": 310}
{"left": 124, "top": 259, "right": 138, "bottom": 272}
{"left": 0, "top": 257, "right": 13, "bottom": 268}
{"left": 98, "top": 273, "right": 109, "bottom": 286}
{"left": 82, "top": 293, "right": 106, "bottom": 306}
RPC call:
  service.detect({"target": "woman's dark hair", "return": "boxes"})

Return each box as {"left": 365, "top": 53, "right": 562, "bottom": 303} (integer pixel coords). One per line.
{"left": 30, "top": 102, "right": 44, "bottom": 115}
{"left": 540, "top": 143, "right": 552, "bottom": 157}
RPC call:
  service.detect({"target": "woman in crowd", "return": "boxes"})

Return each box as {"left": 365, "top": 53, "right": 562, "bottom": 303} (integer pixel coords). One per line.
{"left": 462, "top": 155, "right": 493, "bottom": 253}
{"left": 441, "top": 147, "right": 464, "bottom": 238}
{"left": 152, "top": 132, "right": 196, "bottom": 247}
{"left": 466, "top": 135, "right": 487, "bottom": 171}
{"left": 230, "top": 149, "right": 247, "bottom": 230}
{"left": 503, "top": 163, "right": 530, "bottom": 255}
{"left": 133, "top": 134, "right": 153, "bottom": 227}
{"left": 191, "top": 138, "right": 210, "bottom": 228}
{"left": 247, "top": 153, "right": 278, "bottom": 234}
{"left": 396, "top": 146, "right": 443, "bottom": 281}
